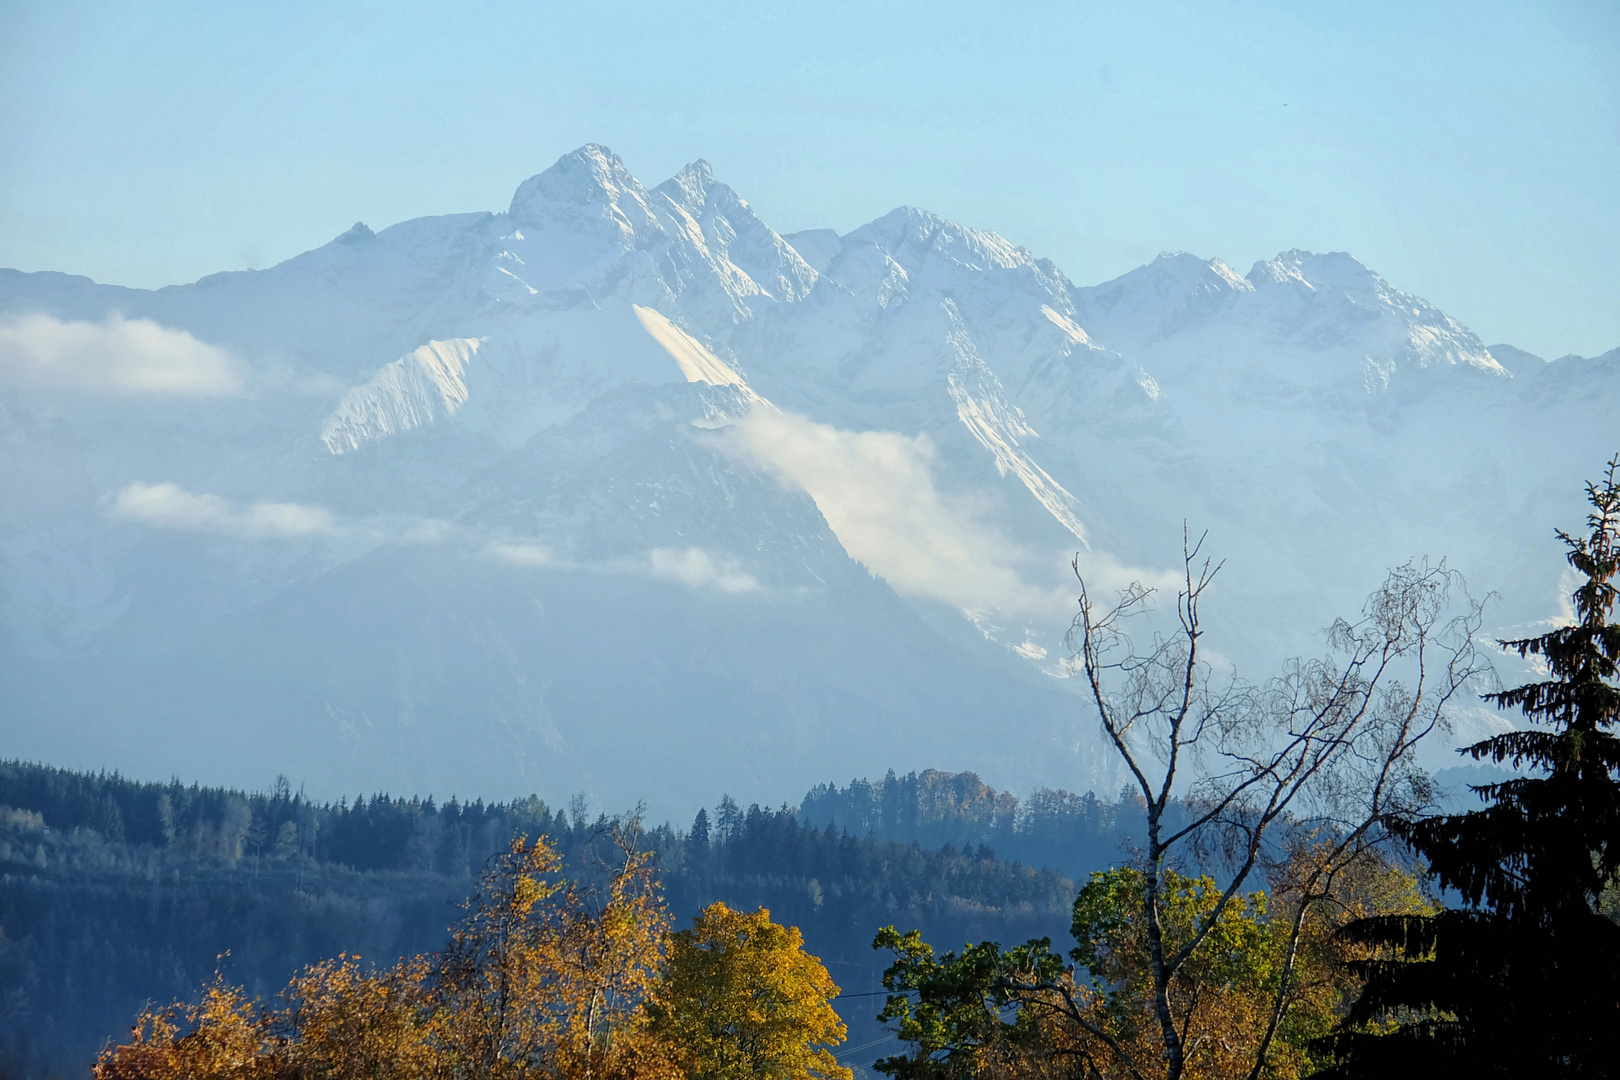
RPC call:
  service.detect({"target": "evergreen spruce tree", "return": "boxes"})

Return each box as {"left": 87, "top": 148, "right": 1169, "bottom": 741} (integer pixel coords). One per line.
{"left": 1320, "top": 459, "right": 1620, "bottom": 1077}
{"left": 688, "top": 807, "right": 711, "bottom": 863}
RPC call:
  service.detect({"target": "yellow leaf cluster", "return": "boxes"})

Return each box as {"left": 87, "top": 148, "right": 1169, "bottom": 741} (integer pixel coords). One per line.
{"left": 650, "top": 902, "right": 851, "bottom": 1080}
{"left": 93, "top": 835, "right": 847, "bottom": 1080}
{"left": 93, "top": 978, "right": 283, "bottom": 1080}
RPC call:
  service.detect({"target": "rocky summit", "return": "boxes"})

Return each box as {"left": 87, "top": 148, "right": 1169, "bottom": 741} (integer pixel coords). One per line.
{"left": 1, "top": 144, "right": 1614, "bottom": 815}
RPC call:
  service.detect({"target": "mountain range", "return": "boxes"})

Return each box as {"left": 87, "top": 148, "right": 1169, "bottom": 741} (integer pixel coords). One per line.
{"left": 1, "top": 144, "right": 1615, "bottom": 816}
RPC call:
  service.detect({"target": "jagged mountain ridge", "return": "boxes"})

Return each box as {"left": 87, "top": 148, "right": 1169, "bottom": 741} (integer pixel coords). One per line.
{"left": 0, "top": 144, "right": 1614, "bottom": 816}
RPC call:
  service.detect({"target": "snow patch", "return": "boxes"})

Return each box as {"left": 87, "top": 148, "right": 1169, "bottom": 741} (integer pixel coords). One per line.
{"left": 321, "top": 338, "right": 483, "bottom": 454}
{"left": 1040, "top": 305, "right": 1091, "bottom": 344}
{"left": 631, "top": 305, "right": 752, "bottom": 390}
{"left": 943, "top": 311, "right": 1089, "bottom": 544}
{"left": 949, "top": 374, "right": 1088, "bottom": 544}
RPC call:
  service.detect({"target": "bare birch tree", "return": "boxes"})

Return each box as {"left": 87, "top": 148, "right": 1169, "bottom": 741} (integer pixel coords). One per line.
{"left": 1066, "top": 530, "right": 1488, "bottom": 1080}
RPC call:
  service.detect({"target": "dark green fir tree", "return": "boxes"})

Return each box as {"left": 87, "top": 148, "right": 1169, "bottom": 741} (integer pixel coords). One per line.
{"left": 1319, "top": 459, "right": 1620, "bottom": 1077}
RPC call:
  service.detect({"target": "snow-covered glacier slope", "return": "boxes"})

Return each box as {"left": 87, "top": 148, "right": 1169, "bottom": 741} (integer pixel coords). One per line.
{"left": 322, "top": 338, "right": 484, "bottom": 454}
{"left": 0, "top": 144, "right": 1614, "bottom": 814}
{"left": 1059, "top": 247, "right": 1605, "bottom": 649}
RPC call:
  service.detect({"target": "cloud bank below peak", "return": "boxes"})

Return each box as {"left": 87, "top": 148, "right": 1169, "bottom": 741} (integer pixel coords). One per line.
{"left": 0, "top": 312, "right": 247, "bottom": 396}
{"left": 111, "top": 482, "right": 338, "bottom": 540}
{"left": 489, "top": 539, "right": 762, "bottom": 596}
{"left": 724, "top": 408, "right": 1081, "bottom": 620}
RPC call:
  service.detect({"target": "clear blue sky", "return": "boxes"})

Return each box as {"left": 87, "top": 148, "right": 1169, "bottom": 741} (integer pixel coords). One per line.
{"left": 3, "top": 0, "right": 1616, "bottom": 357}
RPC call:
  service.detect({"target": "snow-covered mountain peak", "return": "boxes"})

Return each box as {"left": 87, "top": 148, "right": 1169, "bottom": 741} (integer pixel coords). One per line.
{"left": 857, "top": 207, "right": 1032, "bottom": 275}
{"left": 1202, "top": 255, "right": 1250, "bottom": 290}
{"left": 656, "top": 159, "right": 718, "bottom": 215}
{"left": 489, "top": 147, "right": 807, "bottom": 319}
{"left": 1243, "top": 249, "right": 1505, "bottom": 376}
{"left": 1071, "top": 251, "right": 1252, "bottom": 351}
{"left": 507, "top": 144, "right": 661, "bottom": 241}
{"left": 1552, "top": 345, "right": 1620, "bottom": 366}
{"left": 8, "top": 143, "right": 1609, "bottom": 814}
{"left": 1248, "top": 249, "right": 1377, "bottom": 293}
{"left": 1065, "top": 245, "right": 1508, "bottom": 407}
{"left": 651, "top": 160, "right": 819, "bottom": 305}
{"left": 807, "top": 207, "right": 1064, "bottom": 319}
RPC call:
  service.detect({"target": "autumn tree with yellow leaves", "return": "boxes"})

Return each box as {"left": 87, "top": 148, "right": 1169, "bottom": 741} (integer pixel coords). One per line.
{"left": 430, "top": 830, "right": 675, "bottom": 1080}
{"left": 650, "top": 902, "right": 851, "bottom": 1080}
{"left": 92, "top": 830, "right": 846, "bottom": 1080}
{"left": 92, "top": 977, "right": 284, "bottom": 1080}
{"left": 280, "top": 953, "right": 439, "bottom": 1080}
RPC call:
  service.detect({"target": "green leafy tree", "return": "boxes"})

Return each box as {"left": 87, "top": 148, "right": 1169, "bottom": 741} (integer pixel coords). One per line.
{"left": 870, "top": 930, "right": 1047, "bottom": 1080}
{"left": 1319, "top": 458, "right": 1620, "bottom": 1077}
{"left": 874, "top": 856, "right": 1430, "bottom": 1080}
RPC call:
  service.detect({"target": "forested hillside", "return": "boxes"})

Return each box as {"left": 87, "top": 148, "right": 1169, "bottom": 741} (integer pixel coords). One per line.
{"left": 0, "top": 762, "right": 1141, "bottom": 1079}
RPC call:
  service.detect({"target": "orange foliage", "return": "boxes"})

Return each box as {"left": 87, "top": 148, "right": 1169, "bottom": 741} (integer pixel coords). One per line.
{"left": 94, "top": 975, "right": 286, "bottom": 1080}
{"left": 92, "top": 831, "right": 727, "bottom": 1080}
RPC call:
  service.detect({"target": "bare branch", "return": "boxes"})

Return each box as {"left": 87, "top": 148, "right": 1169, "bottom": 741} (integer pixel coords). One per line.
{"left": 1068, "top": 545, "right": 1486, "bottom": 1080}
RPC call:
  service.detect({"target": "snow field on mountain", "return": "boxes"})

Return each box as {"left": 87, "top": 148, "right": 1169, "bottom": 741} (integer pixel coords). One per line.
{"left": 0, "top": 143, "right": 1614, "bottom": 814}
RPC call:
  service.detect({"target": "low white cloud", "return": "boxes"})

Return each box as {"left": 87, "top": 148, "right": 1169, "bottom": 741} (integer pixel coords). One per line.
{"left": 1070, "top": 547, "right": 1183, "bottom": 598}
{"left": 646, "top": 548, "right": 760, "bottom": 594}
{"left": 0, "top": 312, "right": 247, "bottom": 396}
{"left": 400, "top": 518, "right": 458, "bottom": 544}
{"left": 111, "top": 482, "right": 337, "bottom": 539}
{"left": 490, "top": 541, "right": 554, "bottom": 566}
{"left": 726, "top": 409, "right": 1069, "bottom": 617}
{"left": 486, "top": 540, "right": 760, "bottom": 593}
{"left": 1537, "top": 568, "right": 1580, "bottom": 628}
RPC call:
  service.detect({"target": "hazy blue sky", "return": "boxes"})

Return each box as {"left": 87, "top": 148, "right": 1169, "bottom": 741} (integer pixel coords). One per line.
{"left": 2, "top": 0, "right": 1616, "bottom": 357}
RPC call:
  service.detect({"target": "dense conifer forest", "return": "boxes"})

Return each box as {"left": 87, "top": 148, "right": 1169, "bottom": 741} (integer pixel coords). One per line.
{"left": 0, "top": 761, "right": 1141, "bottom": 1079}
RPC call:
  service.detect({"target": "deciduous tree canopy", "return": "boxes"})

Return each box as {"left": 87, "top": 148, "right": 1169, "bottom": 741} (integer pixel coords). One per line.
{"left": 652, "top": 902, "right": 849, "bottom": 1080}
